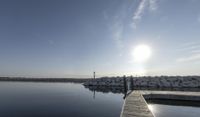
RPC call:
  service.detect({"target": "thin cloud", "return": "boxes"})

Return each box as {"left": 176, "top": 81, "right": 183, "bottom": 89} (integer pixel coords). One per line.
{"left": 133, "top": 0, "right": 147, "bottom": 20}
{"left": 112, "top": 22, "right": 124, "bottom": 49}
{"left": 177, "top": 45, "right": 200, "bottom": 52}
{"left": 180, "top": 41, "right": 199, "bottom": 47}
{"left": 191, "top": 50, "right": 200, "bottom": 54}
{"left": 110, "top": 3, "right": 130, "bottom": 51}
{"left": 131, "top": 0, "right": 158, "bottom": 29}
{"left": 149, "top": 0, "right": 158, "bottom": 11}
{"left": 177, "top": 41, "right": 200, "bottom": 52}
{"left": 131, "top": 0, "right": 148, "bottom": 28}
{"left": 176, "top": 42, "right": 200, "bottom": 62}
{"left": 176, "top": 54, "right": 200, "bottom": 62}
{"left": 110, "top": 0, "right": 158, "bottom": 52}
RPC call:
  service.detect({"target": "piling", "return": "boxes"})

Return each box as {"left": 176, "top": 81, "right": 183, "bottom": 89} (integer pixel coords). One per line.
{"left": 123, "top": 75, "right": 127, "bottom": 93}
{"left": 130, "top": 75, "right": 134, "bottom": 90}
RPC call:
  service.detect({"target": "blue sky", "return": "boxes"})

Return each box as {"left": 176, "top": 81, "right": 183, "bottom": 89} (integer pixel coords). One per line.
{"left": 0, "top": 0, "right": 200, "bottom": 78}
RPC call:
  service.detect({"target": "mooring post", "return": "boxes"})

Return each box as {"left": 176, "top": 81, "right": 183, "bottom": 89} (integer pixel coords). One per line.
{"left": 123, "top": 75, "right": 127, "bottom": 99}
{"left": 130, "top": 75, "right": 134, "bottom": 90}
{"left": 123, "top": 75, "right": 127, "bottom": 92}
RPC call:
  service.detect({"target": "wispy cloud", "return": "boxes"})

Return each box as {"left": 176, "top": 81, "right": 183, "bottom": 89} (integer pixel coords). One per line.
{"left": 176, "top": 42, "right": 200, "bottom": 62}
{"left": 109, "top": 3, "right": 130, "bottom": 52}
{"left": 131, "top": 0, "right": 158, "bottom": 29}
{"left": 177, "top": 54, "right": 200, "bottom": 62}
{"left": 133, "top": 0, "right": 147, "bottom": 21}
{"left": 110, "top": 16, "right": 125, "bottom": 52}
{"left": 177, "top": 45, "right": 200, "bottom": 52}
{"left": 149, "top": 0, "right": 158, "bottom": 11}
{"left": 131, "top": 0, "right": 148, "bottom": 28}
{"left": 112, "top": 23, "right": 124, "bottom": 49}
{"left": 109, "top": 0, "right": 158, "bottom": 52}
{"left": 177, "top": 41, "right": 200, "bottom": 52}
{"left": 191, "top": 49, "right": 200, "bottom": 54}
{"left": 179, "top": 42, "right": 199, "bottom": 47}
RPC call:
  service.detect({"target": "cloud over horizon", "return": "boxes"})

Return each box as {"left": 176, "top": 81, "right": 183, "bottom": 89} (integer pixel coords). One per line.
{"left": 131, "top": 0, "right": 158, "bottom": 29}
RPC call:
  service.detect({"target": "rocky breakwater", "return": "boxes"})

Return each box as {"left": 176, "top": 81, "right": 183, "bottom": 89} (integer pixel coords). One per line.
{"left": 84, "top": 77, "right": 125, "bottom": 87}
{"left": 84, "top": 76, "right": 200, "bottom": 88}
{"left": 133, "top": 76, "right": 200, "bottom": 88}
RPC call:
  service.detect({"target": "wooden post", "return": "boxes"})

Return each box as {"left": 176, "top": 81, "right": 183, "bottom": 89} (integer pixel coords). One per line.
{"left": 130, "top": 75, "right": 134, "bottom": 90}
{"left": 123, "top": 75, "right": 127, "bottom": 93}
{"left": 123, "top": 75, "right": 127, "bottom": 99}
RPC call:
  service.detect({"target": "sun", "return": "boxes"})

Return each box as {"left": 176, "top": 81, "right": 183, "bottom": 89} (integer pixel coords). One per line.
{"left": 132, "top": 44, "right": 151, "bottom": 63}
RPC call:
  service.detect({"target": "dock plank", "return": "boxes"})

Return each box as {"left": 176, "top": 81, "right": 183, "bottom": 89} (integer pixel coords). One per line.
{"left": 121, "top": 91, "right": 154, "bottom": 117}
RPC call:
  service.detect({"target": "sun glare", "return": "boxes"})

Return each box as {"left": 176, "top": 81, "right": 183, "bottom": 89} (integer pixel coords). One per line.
{"left": 132, "top": 44, "right": 151, "bottom": 63}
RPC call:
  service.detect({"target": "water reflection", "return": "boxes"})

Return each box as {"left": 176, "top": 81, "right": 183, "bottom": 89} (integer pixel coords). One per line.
{"left": 147, "top": 99, "right": 200, "bottom": 117}
{"left": 84, "top": 85, "right": 128, "bottom": 99}
{"left": 93, "top": 89, "right": 95, "bottom": 99}
{"left": 0, "top": 82, "right": 124, "bottom": 117}
{"left": 84, "top": 85, "right": 125, "bottom": 94}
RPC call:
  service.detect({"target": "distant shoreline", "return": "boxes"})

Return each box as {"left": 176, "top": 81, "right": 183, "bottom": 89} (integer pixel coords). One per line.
{"left": 0, "top": 77, "right": 90, "bottom": 83}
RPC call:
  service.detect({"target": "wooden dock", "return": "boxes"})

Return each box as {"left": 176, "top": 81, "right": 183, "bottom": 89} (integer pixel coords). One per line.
{"left": 121, "top": 90, "right": 200, "bottom": 117}
{"left": 141, "top": 90, "right": 200, "bottom": 101}
{"left": 121, "top": 91, "right": 154, "bottom": 117}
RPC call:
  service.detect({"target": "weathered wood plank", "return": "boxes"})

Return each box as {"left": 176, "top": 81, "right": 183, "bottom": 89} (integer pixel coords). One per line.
{"left": 121, "top": 91, "right": 154, "bottom": 117}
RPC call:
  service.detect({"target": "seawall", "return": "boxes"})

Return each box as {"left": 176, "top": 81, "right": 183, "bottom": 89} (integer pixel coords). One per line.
{"left": 84, "top": 76, "right": 200, "bottom": 88}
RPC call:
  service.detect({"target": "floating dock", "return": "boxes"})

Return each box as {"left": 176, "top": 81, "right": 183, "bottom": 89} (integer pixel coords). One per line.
{"left": 141, "top": 90, "right": 200, "bottom": 101}
{"left": 120, "top": 91, "right": 154, "bottom": 117}
{"left": 121, "top": 90, "right": 200, "bottom": 117}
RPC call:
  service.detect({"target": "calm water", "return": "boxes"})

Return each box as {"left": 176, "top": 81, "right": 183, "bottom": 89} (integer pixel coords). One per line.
{"left": 148, "top": 100, "right": 200, "bottom": 117}
{"left": 0, "top": 82, "right": 124, "bottom": 117}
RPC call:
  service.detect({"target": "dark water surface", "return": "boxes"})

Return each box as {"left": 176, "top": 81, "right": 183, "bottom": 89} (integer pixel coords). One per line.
{"left": 148, "top": 100, "right": 200, "bottom": 117}
{"left": 0, "top": 82, "right": 124, "bottom": 117}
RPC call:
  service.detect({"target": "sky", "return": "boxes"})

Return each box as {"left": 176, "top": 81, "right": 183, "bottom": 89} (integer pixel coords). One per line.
{"left": 0, "top": 0, "right": 200, "bottom": 78}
